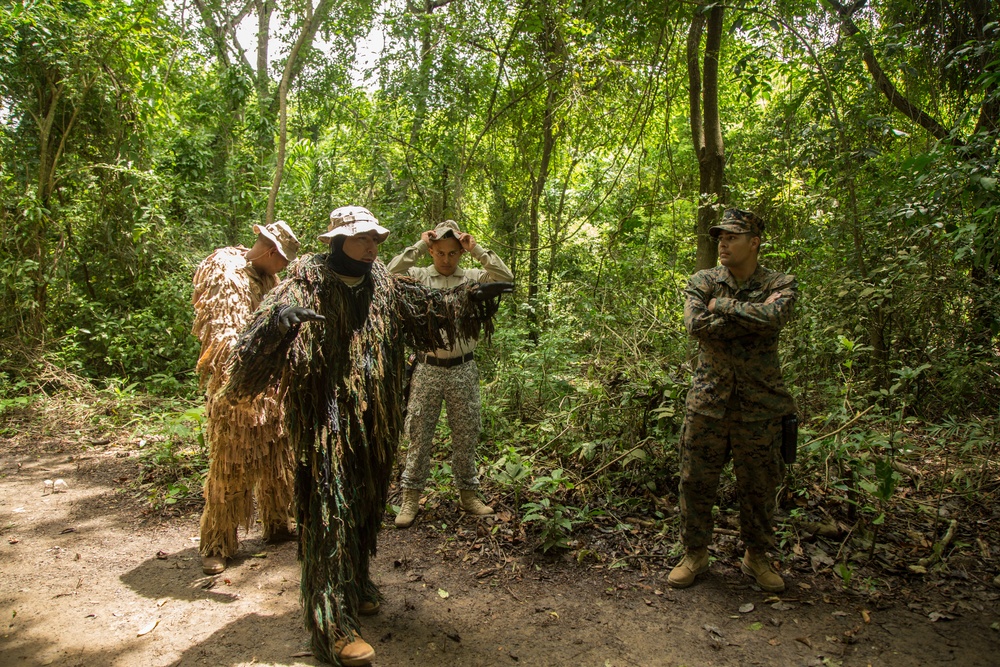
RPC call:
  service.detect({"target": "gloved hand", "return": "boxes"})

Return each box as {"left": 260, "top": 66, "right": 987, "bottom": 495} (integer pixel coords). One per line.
{"left": 278, "top": 306, "right": 326, "bottom": 333}
{"left": 470, "top": 281, "right": 514, "bottom": 302}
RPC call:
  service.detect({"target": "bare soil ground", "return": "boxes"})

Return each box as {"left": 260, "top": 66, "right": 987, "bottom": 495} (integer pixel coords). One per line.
{"left": 2, "top": 435, "right": 999, "bottom": 667}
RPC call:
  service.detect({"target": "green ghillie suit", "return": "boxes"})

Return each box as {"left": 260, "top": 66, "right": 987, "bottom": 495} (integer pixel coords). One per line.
{"left": 223, "top": 255, "right": 498, "bottom": 665}
{"left": 192, "top": 247, "right": 295, "bottom": 560}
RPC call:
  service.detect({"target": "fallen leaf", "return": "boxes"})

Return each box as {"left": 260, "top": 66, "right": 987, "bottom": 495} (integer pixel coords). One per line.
{"left": 290, "top": 651, "right": 313, "bottom": 658}
{"left": 137, "top": 619, "right": 159, "bottom": 636}
{"left": 768, "top": 638, "right": 781, "bottom": 646}
{"left": 739, "top": 603, "right": 755, "bottom": 613}
{"left": 861, "top": 609, "right": 871, "bottom": 624}
{"left": 438, "top": 588, "right": 449, "bottom": 599}
{"left": 771, "top": 601, "right": 794, "bottom": 611}
{"left": 703, "top": 625, "right": 723, "bottom": 637}
{"left": 795, "top": 636, "right": 812, "bottom": 648}
{"left": 548, "top": 611, "right": 559, "bottom": 619}
{"left": 928, "top": 611, "right": 954, "bottom": 622}
{"left": 748, "top": 622, "right": 763, "bottom": 631}
{"left": 251, "top": 552, "right": 268, "bottom": 558}
{"left": 832, "top": 610, "right": 848, "bottom": 617}
{"left": 8, "top": 538, "right": 19, "bottom": 545}
{"left": 85, "top": 614, "right": 96, "bottom": 618}
{"left": 155, "top": 551, "right": 169, "bottom": 560}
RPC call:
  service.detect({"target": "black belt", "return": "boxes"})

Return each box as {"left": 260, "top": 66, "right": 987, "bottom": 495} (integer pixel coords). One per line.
{"left": 419, "top": 351, "right": 475, "bottom": 368}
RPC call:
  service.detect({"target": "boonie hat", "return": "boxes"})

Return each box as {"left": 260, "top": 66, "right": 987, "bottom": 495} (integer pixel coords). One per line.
{"left": 431, "top": 219, "right": 462, "bottom": 240}
{"left": 709, "top": 208, "right": 764, "bottom": 239}
{"left": 318, "top": 206, "right": 390, "bottom": 244}
{"left": 254, "top": 220, "right": 301, "bottom": 261}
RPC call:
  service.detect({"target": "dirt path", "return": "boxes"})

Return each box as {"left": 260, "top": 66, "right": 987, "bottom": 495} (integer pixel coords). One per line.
{"left": 1, "top": 440, "right": 997, "bottom": 666}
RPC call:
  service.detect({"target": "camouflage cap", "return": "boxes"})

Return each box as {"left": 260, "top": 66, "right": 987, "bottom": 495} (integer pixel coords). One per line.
{"left": 431, "top": 219, "right": 461, "bottom": 240}
{"left": 709, "top": 208, "right": 765, "bottom": 239}
{"left": 318, "top": 206, "right": 390, "bottom": 244}
{"left": 253, "top": 220, "right": 300, "bottom": 261}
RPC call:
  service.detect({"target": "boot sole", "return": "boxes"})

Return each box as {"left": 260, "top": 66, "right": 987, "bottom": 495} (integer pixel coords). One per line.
{"left": 339, "top": 649, "right": 375, "bottom": 667}
{"left": 740, "top": 562, "right": 785, "bottom": 593}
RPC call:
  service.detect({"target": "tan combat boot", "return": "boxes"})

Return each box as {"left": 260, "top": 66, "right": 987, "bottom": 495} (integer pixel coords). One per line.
{"left": 201, "top": 555, "right": 226, "bottom": 575}
{"left": 459, "top": 489, "right": 494, "bottom": 516}
{"left": 358, "top": 599, "right": 380, "bottom": 616}
{"left": 667, "top": 548, "right": 709, "bottom": 588}
{"left": 333, "top": 633, "right": 375, "bottom": 666}
{"left": 741, "top": 549, "right": 785, "bottom": 592}
{"left": 394, "top": 488, "right": 422, "bottom": 528}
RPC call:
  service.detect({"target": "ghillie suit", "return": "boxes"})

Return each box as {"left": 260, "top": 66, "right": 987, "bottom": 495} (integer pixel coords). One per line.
{"left": 192, "top": 247, "right": 295, "bottom": 560}
{"left": 223, "top": 255, "right": 499, "bottom": 665}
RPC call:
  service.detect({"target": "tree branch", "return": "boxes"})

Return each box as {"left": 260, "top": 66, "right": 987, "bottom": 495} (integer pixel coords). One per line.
{"left": 827, "top": 0, "right": 962, "bottom": 146}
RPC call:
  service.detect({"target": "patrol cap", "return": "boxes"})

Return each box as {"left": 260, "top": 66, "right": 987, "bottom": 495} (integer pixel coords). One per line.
{"left": 253, "top": 220, "right": 300, "bottom": 261}
{"left": 709, "top": 208, "right": 764, "bottom": 239}
{"left": 318, "top": 206, "right": 390, "bottom": 244}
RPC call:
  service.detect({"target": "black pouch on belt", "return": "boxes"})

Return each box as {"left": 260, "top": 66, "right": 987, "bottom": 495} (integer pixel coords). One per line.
{"left": 781, "top": 414, "right": 799, "bottom": 464}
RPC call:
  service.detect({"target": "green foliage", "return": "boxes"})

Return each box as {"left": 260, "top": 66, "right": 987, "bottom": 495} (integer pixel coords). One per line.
{"left": 521, "top": 497, "right": 580, "bottom": 552}
{"left": 2, "top": 0, "right": 998, "bottom": 527}
{"left": 135, "top": 403, "right": 208, "bottom": 510}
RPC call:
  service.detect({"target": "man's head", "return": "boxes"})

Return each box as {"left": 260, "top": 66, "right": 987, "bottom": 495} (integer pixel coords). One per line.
{"left": 248, "top": 220, "right": 300, "bottom": 276}
{"left": 710, "top": 208, "right": 763, "bottom": 275}
{"left": 429, "top": 219, "right": 464, "bottom": 276}
{"left": 319, "top": 206, "right": 390, "bottom": 263}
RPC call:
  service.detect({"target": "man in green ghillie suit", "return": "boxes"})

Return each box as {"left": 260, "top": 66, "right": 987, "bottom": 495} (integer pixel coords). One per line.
{"left": 222, "top": 206, "right": 510, "bottom": 666}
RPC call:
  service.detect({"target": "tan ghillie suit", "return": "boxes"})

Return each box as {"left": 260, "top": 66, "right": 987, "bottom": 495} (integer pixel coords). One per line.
{"left": 192, "top": 246, "right": 294, "bottom": 559}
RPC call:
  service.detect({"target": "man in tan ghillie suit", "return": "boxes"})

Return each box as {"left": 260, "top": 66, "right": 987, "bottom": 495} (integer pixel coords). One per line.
{"left": 192, "top": 221, "right": 301, "bottom": 575}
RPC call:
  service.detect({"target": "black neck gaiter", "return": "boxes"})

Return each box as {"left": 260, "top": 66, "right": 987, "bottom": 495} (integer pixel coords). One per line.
{"left": 326, "top": 236, "right": 374, "bottom": 277}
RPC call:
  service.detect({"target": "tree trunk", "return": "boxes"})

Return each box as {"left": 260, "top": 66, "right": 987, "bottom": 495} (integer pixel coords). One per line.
{"left": 688, "top": 4, "right": 726, "bottom": 272}
{"left": 265, "top": 0, "right": 334, "bottom": 225}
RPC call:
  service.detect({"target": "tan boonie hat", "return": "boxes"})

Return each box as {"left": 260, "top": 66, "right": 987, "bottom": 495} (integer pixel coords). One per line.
{"left": 254, "top": 220, "right": 300, "bottom": 261}
{"left": 709, "top": 208, "right": 764, "bottom": 239}
{"left": 431, "top": 219, "right": 461, "bottom": 240}
{"left": 318, "top": 206, "right": 390, "bottom": 244}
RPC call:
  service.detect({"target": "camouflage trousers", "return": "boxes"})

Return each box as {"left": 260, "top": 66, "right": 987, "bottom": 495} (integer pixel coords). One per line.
{"left": 678, "top": 411, "right": 783, "bottom": 552}
{"left": 401, "top": 360, "right": 482, "bottom": 490}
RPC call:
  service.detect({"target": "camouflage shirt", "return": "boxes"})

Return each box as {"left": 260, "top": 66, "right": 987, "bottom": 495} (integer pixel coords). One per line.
{"left": 683, "top": 263, "right": 797, "bottom": 421}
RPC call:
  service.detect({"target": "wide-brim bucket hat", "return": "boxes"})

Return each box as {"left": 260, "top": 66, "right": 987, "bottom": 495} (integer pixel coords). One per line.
{"left": 254, "top": 220, "right": 301, "bottom": 261}
{"left": 318, "top": 206, "right": 390, "bottom": 244}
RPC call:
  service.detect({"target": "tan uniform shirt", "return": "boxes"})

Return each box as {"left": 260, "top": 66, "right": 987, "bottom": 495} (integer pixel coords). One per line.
{"left": 387, "top": 239, "right": 513, "bottom": 358}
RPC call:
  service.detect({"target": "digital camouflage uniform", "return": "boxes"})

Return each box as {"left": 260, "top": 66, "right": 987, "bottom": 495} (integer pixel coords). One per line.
{"left": 192, "top": 245, "right": 295, "bottom": 560}
{"left": 679, "top": 224, "right": 797, "bottom": 553}
{"left": 387, "top": 221, "right": 514, "bottom": 492}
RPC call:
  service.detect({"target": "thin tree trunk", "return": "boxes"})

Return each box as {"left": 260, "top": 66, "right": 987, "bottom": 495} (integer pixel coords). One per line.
{"left": 688, "top": 4, "right": 726, "bottom": 272}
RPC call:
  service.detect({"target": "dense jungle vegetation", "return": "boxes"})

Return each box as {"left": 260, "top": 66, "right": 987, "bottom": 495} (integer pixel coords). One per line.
{"left": 1, "top": 0, "right": 998, "bottom": 583}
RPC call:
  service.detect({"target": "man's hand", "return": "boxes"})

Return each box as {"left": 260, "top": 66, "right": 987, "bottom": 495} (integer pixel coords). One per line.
{"left": 420, "top": 230, "right": 438, "bottom": 245}
{"left": 765, "top": 290, "right": 783, "bottom": 305}
{"left": 471, "top": 281, "right": 514, "bottom": 302}
{"left": 458, "top": 232, "right": 477, "bottom": 252}
{"left": 278, "top": 306, "right": 326, "bottom": 333}
{"left": 708, "top": 297, "right": 717, "bottom": 313}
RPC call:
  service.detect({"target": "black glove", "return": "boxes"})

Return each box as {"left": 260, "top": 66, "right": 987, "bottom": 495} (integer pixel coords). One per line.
{"left": 277, "top": 306, "right": 326, "bottom": 333}
{"left": 470, "top": 281, "right": 514, "bottom": 302}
